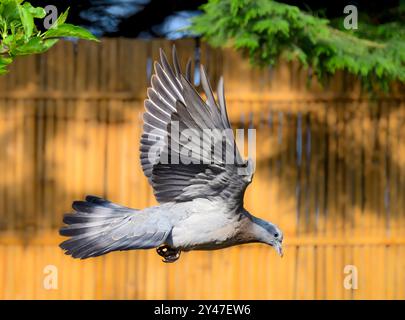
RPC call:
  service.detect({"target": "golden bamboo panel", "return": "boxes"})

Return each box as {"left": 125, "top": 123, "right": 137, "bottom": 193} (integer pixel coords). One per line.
{"left": 0, "top": 39, "right": 404, "bottom": 299}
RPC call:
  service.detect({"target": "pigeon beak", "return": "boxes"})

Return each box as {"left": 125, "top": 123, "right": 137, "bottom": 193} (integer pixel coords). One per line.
{"left": 275, "top": 241, "right": 283, "bottom": 257}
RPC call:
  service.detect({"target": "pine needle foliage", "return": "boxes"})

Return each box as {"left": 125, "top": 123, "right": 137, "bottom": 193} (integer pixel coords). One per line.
{"left": 191, "top": 0, "right": 405, "bottom": 92}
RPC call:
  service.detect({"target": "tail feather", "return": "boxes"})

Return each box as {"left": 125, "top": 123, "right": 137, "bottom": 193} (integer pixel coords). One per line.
{"left": 85, "top": 195, "right": 129, "bottom": 208}
{"left": 59, "top": 195, "right": 171, "bottom": 259}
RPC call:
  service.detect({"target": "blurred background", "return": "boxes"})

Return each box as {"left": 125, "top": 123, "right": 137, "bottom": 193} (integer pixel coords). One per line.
{"left": 0, "top": 0, "right": 404, "bottom": 299}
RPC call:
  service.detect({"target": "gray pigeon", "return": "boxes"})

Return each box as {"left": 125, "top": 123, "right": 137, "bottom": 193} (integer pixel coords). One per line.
{"left": 59, "top": 47, "right": 283, "bottom": 262}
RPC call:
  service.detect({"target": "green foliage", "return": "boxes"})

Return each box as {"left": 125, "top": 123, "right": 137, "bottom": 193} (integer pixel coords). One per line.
{"left": 191, "top": 0, "right": 405, "bottom": 92}
{"left": 0, "top": 0, "right": 98, "bottom": 75}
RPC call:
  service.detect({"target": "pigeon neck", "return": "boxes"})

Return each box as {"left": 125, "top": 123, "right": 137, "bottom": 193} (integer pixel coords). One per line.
{"left": 238, "top": 211, "right": 272, "bottom": 245}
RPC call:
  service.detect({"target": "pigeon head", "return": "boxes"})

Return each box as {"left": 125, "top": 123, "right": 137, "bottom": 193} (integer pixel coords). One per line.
{"left": 249, "top": 216, "right": 284, "bottom": 257}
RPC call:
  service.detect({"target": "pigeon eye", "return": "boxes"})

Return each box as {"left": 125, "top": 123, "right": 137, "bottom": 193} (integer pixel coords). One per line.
{"left": 274, "top": 233, "right": 279, "bottom": 238}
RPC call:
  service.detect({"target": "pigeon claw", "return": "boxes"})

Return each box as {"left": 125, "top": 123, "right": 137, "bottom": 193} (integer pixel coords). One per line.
{"left": 156, "top": 245, "right": 181, "bottom": 263}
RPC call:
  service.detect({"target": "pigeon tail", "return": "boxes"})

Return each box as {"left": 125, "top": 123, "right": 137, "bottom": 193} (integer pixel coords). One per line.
{"left": 59, "top": 195, "right": 171, "bottom": 259}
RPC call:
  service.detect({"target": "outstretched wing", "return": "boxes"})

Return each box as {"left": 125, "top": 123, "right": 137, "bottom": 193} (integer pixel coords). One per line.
{"left": 140, "top": 47, "right": 254, "bottom": 210}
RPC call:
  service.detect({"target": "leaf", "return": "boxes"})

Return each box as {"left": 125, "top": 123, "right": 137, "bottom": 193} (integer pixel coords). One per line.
{"left": 18, "top": 3, "right": 34, "bottom": 39}
{"left": 22, "top": 2, "right": 46, "bottom": 19}
{"left": 234, "top": 33, "right": 259, "bottom": 49}
{"left": 11, "top": 36, "right": 58, "bottom": 55}
{"left": 0, "top": 1, "right": 99, "bottom": 76}
{"left": 3, "top": 34, "right": 15, "bottom": 47}
{"left": 54, "top": 8, "right": 69, "bottom": 27}
{"left": 43, "top": 23, "right": 99, "bottom": 41}
{"left": 0, "top": 55, "right": 13, "bottom": 75}
{"left": 0, "top": 0, "right": 20, "bottom": 24}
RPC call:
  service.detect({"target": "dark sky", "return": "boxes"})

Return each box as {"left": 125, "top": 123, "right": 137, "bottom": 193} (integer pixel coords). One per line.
{"left": 30, "top": 0, "right": 401, "bottom": 38}
{"left": 31, "top": 0, "right": 206, "bottom": 38}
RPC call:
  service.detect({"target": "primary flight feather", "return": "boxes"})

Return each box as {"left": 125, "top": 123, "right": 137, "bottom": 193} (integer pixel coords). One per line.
{"left": 59, "top": 47, "right": 283, "bottom": 262}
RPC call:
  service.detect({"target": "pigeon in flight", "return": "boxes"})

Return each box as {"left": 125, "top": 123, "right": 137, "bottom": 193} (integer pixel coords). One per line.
{"left": 59, "top": 47, "right": 283, "bottom": 262}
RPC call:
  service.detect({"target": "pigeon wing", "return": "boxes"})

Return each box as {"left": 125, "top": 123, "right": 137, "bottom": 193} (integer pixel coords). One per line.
{"left": 140, "top": 47, "right": 254, "bottom": 210}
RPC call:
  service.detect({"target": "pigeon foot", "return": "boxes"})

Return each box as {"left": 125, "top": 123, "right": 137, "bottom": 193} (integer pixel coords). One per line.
{"left": 156, "top": 245, "right": 181, "bottom": 263}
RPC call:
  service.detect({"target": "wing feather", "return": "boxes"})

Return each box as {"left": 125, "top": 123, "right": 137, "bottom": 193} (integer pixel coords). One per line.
{"left": 140, "top": 46, "right": 254, "bottom": 210}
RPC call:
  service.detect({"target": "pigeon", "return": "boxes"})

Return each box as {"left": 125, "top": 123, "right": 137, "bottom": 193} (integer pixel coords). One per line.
{"left": 59, "top": 47, "right": 283, "bottom": 262}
